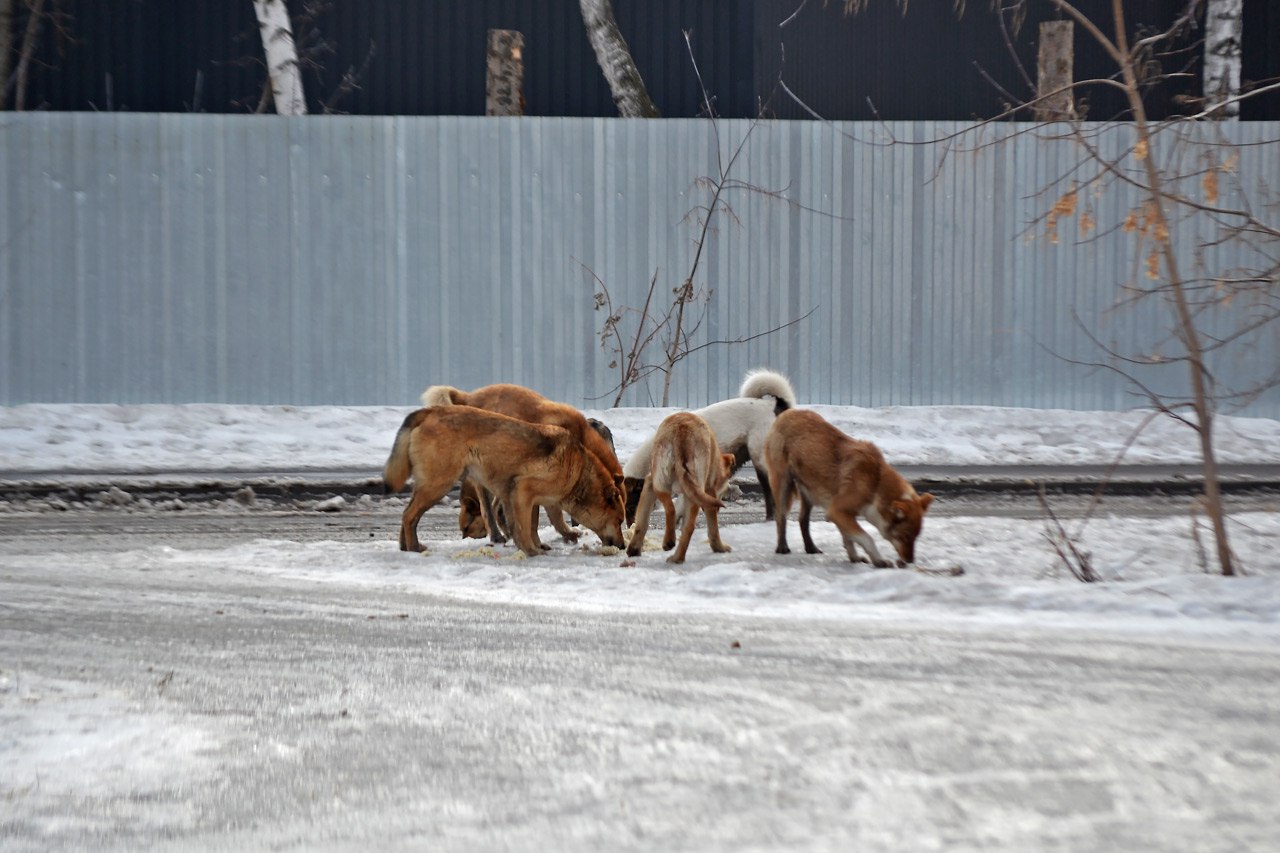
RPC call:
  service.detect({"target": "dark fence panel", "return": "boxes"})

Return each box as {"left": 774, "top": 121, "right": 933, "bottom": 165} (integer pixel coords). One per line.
{"left": 9, "top": 0, "right": 1277, "bottom": 120}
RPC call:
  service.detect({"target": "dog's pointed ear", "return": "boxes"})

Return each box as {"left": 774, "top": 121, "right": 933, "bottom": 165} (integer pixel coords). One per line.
{"left": 613, "top": 474, "right": 626, "bottom": 491}
{"left": 721, "top": 452, "right": 736, "bottom": 474}
{"left": 919, "top": 492, "right": 934, "bottom": 513}
{"left": 891, "top": 501, "right": 908, "bottom": 521}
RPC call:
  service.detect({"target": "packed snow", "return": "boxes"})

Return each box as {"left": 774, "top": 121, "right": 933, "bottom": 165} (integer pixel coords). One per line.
{"left": 2, "top": 401, "right": 1279, "bottom": 643}
{"left": 3, "top": 401, "right": 1279, "bottom": 473}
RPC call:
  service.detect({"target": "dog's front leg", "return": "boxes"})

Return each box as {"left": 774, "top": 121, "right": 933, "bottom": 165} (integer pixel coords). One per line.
{"left": 623, "top": 476, "right": 647, "bottom": 527}
{"left": 548, "top": 507, "right": 580, "bottom": 543}
{"left": 828, "top": 507, "right": 889, "bottom": 567}
{"left": 625, "top": 480, "right": 658, "bottom": 558}
{"left": 505, "top": 483, "right": 546, "bottom": 556}
{"left": 527, "top": 502, "right": 551, "bottom": 551}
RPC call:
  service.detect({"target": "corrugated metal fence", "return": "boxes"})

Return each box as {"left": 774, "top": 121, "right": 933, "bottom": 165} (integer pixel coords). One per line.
{"left": 2, "top": 114, "right": 1277, "bottom": 416}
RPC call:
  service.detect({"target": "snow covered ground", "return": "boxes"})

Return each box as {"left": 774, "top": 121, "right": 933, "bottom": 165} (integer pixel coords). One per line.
{"left": 4, "top": 401, "right": 1280, "bottom": 848}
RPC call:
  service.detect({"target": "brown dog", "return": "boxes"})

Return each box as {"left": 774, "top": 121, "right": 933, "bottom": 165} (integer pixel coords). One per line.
{"left": 625, "top": 412, "right": 735, "bottom": 564}
{"left": 764, "top": 408, "right": 933, "bottom": 567}
{"left": 383, "top": 407, "right": 627, "bottom": 556}
{"left": 423, "top": 383, "right": 624, "bottom": 547}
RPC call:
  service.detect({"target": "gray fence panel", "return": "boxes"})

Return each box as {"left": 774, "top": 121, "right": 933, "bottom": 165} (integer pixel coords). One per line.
{"left": 1, "top": 114, "right": 1277, "bottom": 416}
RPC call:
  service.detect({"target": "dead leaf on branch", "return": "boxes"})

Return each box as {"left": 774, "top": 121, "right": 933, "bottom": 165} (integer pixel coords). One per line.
{"left": 1203, "top": 169, "right": 1219, "bottom": 205}
{"left": 1153, "top": 219, "right": 1169, "bottom": 245}
{"left": 1046, "top": 188, "right": 1079, "bottom": 244}
{"left": 1052, "top": 188, "right": 1078, "bottom": 219}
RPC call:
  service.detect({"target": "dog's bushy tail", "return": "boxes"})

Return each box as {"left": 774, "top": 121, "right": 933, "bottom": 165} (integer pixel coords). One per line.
{"left": 738, "top": 368, "right": 796, "bottom": 412}
{"left": 421, "top": 385, "right": 465, "bottom": 408}
{"left": 677, "top": 462, "right": 724, "bottom": 512}
{"left": 383, "top": 410, "right": 423, "bottom": 493}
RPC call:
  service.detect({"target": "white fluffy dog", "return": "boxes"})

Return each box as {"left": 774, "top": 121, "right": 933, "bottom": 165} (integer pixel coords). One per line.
{"left": 623, "top": 368, "right": 796, "bottom": 524}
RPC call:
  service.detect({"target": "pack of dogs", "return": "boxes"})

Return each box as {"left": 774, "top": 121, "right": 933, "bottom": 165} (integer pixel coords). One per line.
{"left": 383, "top": 369, "right": 934, "bottom": 567}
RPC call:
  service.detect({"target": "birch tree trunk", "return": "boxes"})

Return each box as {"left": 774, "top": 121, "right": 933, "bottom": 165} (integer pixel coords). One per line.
{"left": 577, "top": 0, "right": 659, "bottom": 118}
{"left": 1034, "top": 20, "right": 1075, "bottom": 121}
{"left": 485, "top": 29, "right": 525, "bottom": 116}
{"left": 252, "top": 0, "right": 307, "bottom": 116}
{"left": 1202, "top": 0, "right": 1242, "bottom": 119}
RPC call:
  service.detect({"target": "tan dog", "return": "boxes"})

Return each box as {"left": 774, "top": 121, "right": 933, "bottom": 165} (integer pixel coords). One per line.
{"left": 625, "top": 412, "right": 736, "bottom": 564}
{"left": 383, "top": 406, "right": 627, "bottom": 557}
{"left": 764, "top": 409, "right": 933, "bottom": 567}
{"left": 623, "top": 368, "right": 796, "bottom": 525}
{"left": 423, "top": 383, "right": 624, "bottom": 547}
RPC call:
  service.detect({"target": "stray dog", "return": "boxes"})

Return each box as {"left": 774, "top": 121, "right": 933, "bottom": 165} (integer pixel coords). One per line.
{"left": 455, "top": 416, "right": 617, "bottom": 541}
{"left": 383, "top": 406, "right": 626, "bottom": 557}
{"left": 625, "top": 412, "right": 736, "bottom": 564}
{"left": 623, "top": 368, "right": 796, "bottom": 525}
{"left": 423, "top": 383, "right": 623, "bottom": 547}
{"left": 764, "top": 408, "right": 933, "bottom": 567}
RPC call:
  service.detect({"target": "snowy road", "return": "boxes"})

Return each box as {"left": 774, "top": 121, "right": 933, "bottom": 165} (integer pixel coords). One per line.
{"left": 3, "top": 505, "right": 1280, "bottom": 851}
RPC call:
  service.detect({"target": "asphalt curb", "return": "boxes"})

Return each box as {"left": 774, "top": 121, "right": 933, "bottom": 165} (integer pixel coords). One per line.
{"left": 2, "top": 464, "right": 1279, "bottom": 505}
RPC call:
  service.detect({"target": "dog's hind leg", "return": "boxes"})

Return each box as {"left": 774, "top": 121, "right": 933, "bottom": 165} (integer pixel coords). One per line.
{"left": 757, "top": 466, "right": 775, "bottom": 521}
{"left": 667, "top": 504, "right": 700, "bottom": 564}
{"left": 743, "top": 441, "right": 775, "bottom": 520}
{"left": 705, "top": 504, "right": 731, "bottom": 554}
{"left": 798, "top": 495, "right": 822, "bottom": 554}
{"left": 400, "top": 483, "right": 447, "bottom": 552}
{"left": 658, "top": 491, "right": 679, "bottom": 552}
{"left": 771, "top": 467, "right": 796, "bottom": 555}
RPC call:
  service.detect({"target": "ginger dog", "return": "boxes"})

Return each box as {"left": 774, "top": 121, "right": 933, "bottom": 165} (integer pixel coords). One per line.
{"left": 455, "top": 416, "right": 618, "bottom": 541}
{"left": 383, "top": 407, "right": 626, "bottom": 556}
{"left": 625, "top": 412, "right": 736, "bottom": 564}
{"left": 764, "top": 408, "right": 933, "bottom": 567}
{"left": 423, "top": 383, "right": 623, "bottom": 548}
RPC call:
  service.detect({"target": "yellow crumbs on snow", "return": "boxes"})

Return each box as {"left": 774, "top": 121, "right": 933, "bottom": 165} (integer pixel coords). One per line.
{"left": 577, "top": 543, "right": 623, "bottom": 556}
{"left": 450, "top": 546, "right": 527, "bottom": 561}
